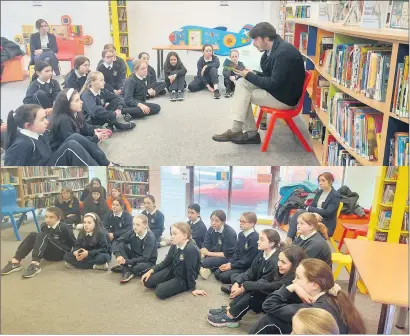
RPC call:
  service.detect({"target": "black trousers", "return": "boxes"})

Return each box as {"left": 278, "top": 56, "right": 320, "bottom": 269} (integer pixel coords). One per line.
{"left": 214, "top": 268, "right": 245, "bottom": 284}
{"left": 249, "top": 313, "right": 292, "bottom": 334}
{"left": 87, "top": 100, "right": 128, "bottom": 127}
{"left": 124, "top": 103, "right": 161, "bottom": 119}
{"left": 34, "top": 51, "right": 60, "bottom": 76}
{"left": 148, "top": 81, "right": 167, "bottom": 96}
{"left": 63, "top": 251, "right": 111, "bottom": 269}
{"left": 201, "top": 256, "right": 229, "bottom": 270}
{"left": 188, "top": 67, "right": 219, "bottom": 92}
{"left": 229, "top": 291, "right": 267, "bottom": 320}
{"left": 224, "top": 76, "right": 236, "bottom": 91}
{"left": 63, "top": 214, "right": 81, "bottom": 225}
{"left": 166, "top": 72, "right": 186, "bottom": 91}
{"left": 32, "top": 90, "right": 54, "bottom": 109}
{"left": 113, "top": 242, "right": 153, "bottom": 275}
{"left": 144, "top": 266, "right": 189, "bottom": 299}
{"left": 14, "top": 232, "right": 67, "bottom": 263}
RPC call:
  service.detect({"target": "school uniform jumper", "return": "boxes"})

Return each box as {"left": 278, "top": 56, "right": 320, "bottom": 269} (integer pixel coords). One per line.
{"left": 188, "top": 55, "right": 220, "bottom": 92}
{"left": 64, "top": 230, "right": 111, "bottom": 269}
{"left": 249, "top": 286, "right": 349, "bottom": 334}
{"left": 214, "top": 229, "right": 259, "bottom": 284}
{"left": 54, "top": 198, "right": 81, "bottom": 225}
{"left": 164, "top": 63, "right": 187, "bottom": 92}
{"left": 97, "top": 61, "right": 126, "bottom": 92}
{"left": 49, "top": 113, "right": 110, "bottom": 166}
{"left": 292, "top": 231, "right": 332, "bottom": 268}
{"left": 23, "top": 78, "right": 61, "bottom": 109}
{"left": 112, "top": 229, "right": 158, "bottom": 275}
{"left": 80, "top": 187, "right": 107, "bottom": 202}
{"left": 144, "top": 241, "right": 201, "bottom": 299}
{"left": 97, "top": 57, "right": 127, "bottom": 89}
{"left": 29, "top": 32, "right": 60, "bottom": 75}
{"left": 124, "top": 73, "right": 161, "bottom": 118}
{"left": 202, "top": 224, "right": 237, "bottom": 270}
{"left": 63, "top": 69, "right": 87, "bottom": 91}
{"left": 187, "top": 218, "right": 207, "bottom": 249}
{"left": 4, "top": 130, "right": 99, "bottom": 166}
{"left": 106, "top": 196, "right": 132, "bottom": 213}
{"left": 141, "top": 209, "right": 165, "bottom": 248}
{"left": 102, "top": 210, "right": 133, "bottom": 241}
{"left": 146, "top": 65, "right": 167, "bottom": 96}
{"left": 222, "top": 61, "right": 245, "bottom": 92}
{"left": 14, "top": 221, "right": 75, "bottom": 263}
{"left": 82, "top": 201, "right": 109, "bottom": 219}
{"left": 288, "top": 188, "right": 342, "bottom": 240}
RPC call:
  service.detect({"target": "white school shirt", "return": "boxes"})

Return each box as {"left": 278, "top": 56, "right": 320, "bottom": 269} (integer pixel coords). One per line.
{"left": 40, "top": 34, "right": 49, "bottom": 49}
{"left": 317, "top": 191, "right": 330, "bottom": 209}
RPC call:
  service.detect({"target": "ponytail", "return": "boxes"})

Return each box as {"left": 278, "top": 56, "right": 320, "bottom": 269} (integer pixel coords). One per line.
{"left": 79, "top": 71, "right": 101, "bottom": 95}
{"left": 6, "top": 110, "right": 17, "bottom": 149}
{"left": 317, "top": 222, "right": 329, "bottom": 240}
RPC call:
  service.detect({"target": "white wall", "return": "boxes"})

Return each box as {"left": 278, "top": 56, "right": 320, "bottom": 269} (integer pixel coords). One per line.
{"left": 128, "top": 1, "right": 280, "bottom": 76}
{"left": 343, "top": 167, "right": 379, "bottom": 209}
{"left": 88, "top": 167, "right": 108, "bottom": 190}
{"left": 0, "top": 1, "right": 110, "bottom": 67}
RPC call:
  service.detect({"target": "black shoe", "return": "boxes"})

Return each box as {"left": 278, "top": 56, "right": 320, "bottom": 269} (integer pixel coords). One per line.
{"left": 110, "top": 264, "right": 123, "bottom": 273}
{"left": 113, "top": 121, "right": 136, "bottom": 130}
{"left": 212, "top": 129, "right": 243, "bottom": 142}
{"left": 170, "top": 91, "right": 177, "bottom": 102}
{"left": 123, "top": 113, "right": 133, "bottom": 122}
{"left": 120, "top": 271, "right": 135, "bottom": 284}
{"left": 221, "top": 284, "right": 232, "bottom": 294}
{"left": 208, "top": 305, "right": 227, "bottom": 316}
{"left": 224, "top": 90, "right": 231, "bottom": 98}
{"left": 260, "top": 123, "right": 267, "bottom": 130}
{"left": 177, "top": 90, "right": 184, "bottom": 101}
{"left": 213, "top": 89, "right": 221, "bottom": 99}
{"left": 230, "top": 91, "right": 235, "bottom": 97}
{"left": 231, "top": 132, "right": 262, "bottom": 145}
{"left": 1, "top": 261, "right": 22, "bottom": 275}
{"left": 22, "top": 263, "right": 41, "bottom": 278}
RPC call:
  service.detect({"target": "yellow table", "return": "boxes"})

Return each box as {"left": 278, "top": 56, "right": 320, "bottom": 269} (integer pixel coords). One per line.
{"left": 152, "top": 45, "right": 220, "bottom": 79}
{"left": 345, "top": 239, "right": 408, "bottom": 334}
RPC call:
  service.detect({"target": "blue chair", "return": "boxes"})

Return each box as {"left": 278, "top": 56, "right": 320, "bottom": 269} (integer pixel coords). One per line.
{"left": 0, "top": 184, "right": 40, "bottom": 241}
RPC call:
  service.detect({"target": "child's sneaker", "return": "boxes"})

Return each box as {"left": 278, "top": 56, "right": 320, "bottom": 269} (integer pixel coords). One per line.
{"left": 22, "top": 263, "right": 41, "bottom": 278}
{"left": 200, "top": 267, "right": 212, "bottom": 280}
{"left": 224, "top": 90, "right": 231, "bottom": 98}
{"left": 123, "top": 113, "right": 133, "bottom": 122}
{"left": 120, "top": 271, "right": 135, "bottom": 284}
{"left": 177, "top": 90, "right": 184, "bottom": 101}
{"left": 213, "top": 89, "right": 221, "bottom": 99}
{"left": 65, "top": 262, "right": 75, "bottom": 269}
{"left": 207, "top": 313, "right": 239, "bottom": 328}
{"left": 110, "top": 264, "right": 123, "bottom": 273}
{"left": 170, "top": 91, "right": 177, "bottom": 102}
{"left": 93, "top": 263, "right": 109, "bottom": 271}
{"left": 208, "top": 306, "right": 227, "bottom": 316}
{"left": 1, "top": 261, "right": 22, "bottom": 275}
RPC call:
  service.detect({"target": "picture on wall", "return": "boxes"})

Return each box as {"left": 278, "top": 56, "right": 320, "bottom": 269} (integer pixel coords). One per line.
{"left": 168, "top": 24, "right": 254, "bottom": 56}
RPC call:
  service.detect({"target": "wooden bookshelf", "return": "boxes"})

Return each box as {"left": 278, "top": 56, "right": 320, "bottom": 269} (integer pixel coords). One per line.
{"left": 368, "top": 166, "right": 409, "bottom": 244}
{"left": 107, "top": 166, "right": 150, "bottom": 209}
{"left": 108, "top": 0, "right": 129, "bottom": 57}
{"left": 288, "top": 20, "right": 409, "bottom": 166}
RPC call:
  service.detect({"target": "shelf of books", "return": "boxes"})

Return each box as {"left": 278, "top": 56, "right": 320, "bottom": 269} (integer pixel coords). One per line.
{"left": 285, "top": 18, "right": 409, "bottom": 166}
{"left": 108, "top": 0, "right": 129, "bottom": 57}
{"left": 107, "top": 166, "right": 149, "bottom": 210}
{"left": 368, "top": 166, "right": 409, "bottom": 244}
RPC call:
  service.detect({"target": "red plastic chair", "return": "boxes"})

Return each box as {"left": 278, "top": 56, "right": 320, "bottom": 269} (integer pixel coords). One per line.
{"left": 56, "top": 36, "right": 85, "bottom": 67}
{"left": 338, "top": 223, "right": 369, "bottom": 251}
{"left": 255, "top": 71, "right": 312, "bottom": 152}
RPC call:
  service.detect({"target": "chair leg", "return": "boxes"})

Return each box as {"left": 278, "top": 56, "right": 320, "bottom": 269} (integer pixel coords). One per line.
{"left": 261, "top": 116, "right": 277, "bottom": 152}
{"left": 253, "top": 105, "right": 259, "bottom": 117}
{"left": 32, "top": 210, "right": 41, "bottom": 232}
{"left": 330, "top": 237, "right": 339, "bottom": 253}
{"left": 284, "top": 117, "right": 312, "bottom": 152}
{"left": 333, "top": 263, "right": 344, "bottom": 280}
{"left": 338, "top": 228, "right": 348, "bottom": 251}
{"left": 255, "top": 109, "right": 263, "bottom": 129}
{"left": 8, "top": 213, "right": 21, "bottom": 241}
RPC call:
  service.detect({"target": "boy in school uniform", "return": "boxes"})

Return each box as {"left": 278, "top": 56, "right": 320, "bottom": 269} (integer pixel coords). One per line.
{"left": 97, "top": 44, "right": 127, "bottom": 81}
{"left": 96, "top": 49, "right": 125, "bottom": 95}
{"left": 222, "top": 50, "right": 245, "bottom": 97}
{"left": 1, "top": 207, "right": 75, "bottom": 278}
{"left": 187, "top": 204, "right": 207, "bottom": 248}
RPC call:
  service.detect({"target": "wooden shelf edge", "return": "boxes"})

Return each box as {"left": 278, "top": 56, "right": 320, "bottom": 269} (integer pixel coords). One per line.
{"left": 109, "top": 180, "right": 148, "bottom": 184}
{"left": 389, "top": 112, "right": 409, "bottom": 124}
{"left": 301, "top": 115, "right": 324, "bottom": 165}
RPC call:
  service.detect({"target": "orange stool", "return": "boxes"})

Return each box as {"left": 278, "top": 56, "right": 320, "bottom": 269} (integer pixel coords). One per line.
{"left": 338, "top": 223, "right": 369, "bottom": 251}
{"left": 1, "top": 56, "right": 24, "bottom": 83}
{"left": 255, "top": 71, "right": 312, "bottom": 152}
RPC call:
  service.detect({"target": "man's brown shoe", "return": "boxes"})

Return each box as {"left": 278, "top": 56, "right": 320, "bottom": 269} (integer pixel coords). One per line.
{"left": 212, "top": 129, "right": 243, "bottom": 142}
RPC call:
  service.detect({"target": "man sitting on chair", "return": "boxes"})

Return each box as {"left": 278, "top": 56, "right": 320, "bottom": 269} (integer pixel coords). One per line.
{"left": 212, "top": 22, "right": 305, "bottom": 145}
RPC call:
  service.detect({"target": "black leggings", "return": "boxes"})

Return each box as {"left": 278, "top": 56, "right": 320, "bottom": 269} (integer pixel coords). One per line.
{"left": 148, "top": 81, "right": 167, "bottom": 96}
{"left": 165, "top": 72, "right": 186, "bottom": 92}
{"left": 123, "top": 103, "right": 161, "bottom": 119}
{"left": 249, "top": 312, "right": 292, "bottom": 334}
{"left": 144, "top": 266, "right": 189, "bottom": 299}
{"left": 229, "top": 291, "right": 267, "bottom": 321}
{"left": 188, "top": 67, "right": 219, "bottom": 92}
{"left": 224, "top": 76, "right": 236, "bottom": 91}
{"left": 112, "top": 241, "right": 153, "bottom": 275}
{"left": 64, "top": 251, "right": 111, "bottom": 269}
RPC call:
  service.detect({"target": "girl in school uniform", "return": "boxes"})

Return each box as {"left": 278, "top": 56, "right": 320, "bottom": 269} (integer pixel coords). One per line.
{"left": 111, "top": 214, "right": 158, "bottom": 283}
{"left": 97, "top": 48, "right": 126, "bottom": 96}
{"left": 199, "top": 210, "right": 237, "bottom": 280}
{"left": 141, "top": 222, "right": 207, "bottom": 299}
{"left": 80, "top": 71, "right": 136, "bottom": 131}
{"left": 187, "top": 203, "right": 207, "bottom": 248}
{"left": 54, "top": 187, "right": 81, "bottom": 228}
{"left": 292, "top": 212, "right": 332, "bottom": 268}
{"left": 141, "top": 195, "right": 165, "bottom": 248}
{"left": 106, "top": 184, "right": 132, "bottom": 213}
{"left": 80, "top": 178, "right": 107, "bottom": 201}
{"left": 222, "top": 49, "right": 245, "bottom": 98}
{"left": 250, "top": 258, "right": 366, "bottom": 334}
{"left": 64, "top": 212, "right": 111, "bottom": 270}
{"left": 214, "top": 212, "right": 259, "bottom": 284}
{"left": 1, "top": 207, "right": 75, "bottom": 278}
{"left": 102, "top": 198, "right": 133, "bottom": 242}
{"left": 207, "top": 244, "right": 308, "bottom": 328}
{"left": 138, "top": 52, "right": 167, "bottom": 98}
{"left": 48, "top": 88, "right": 113, "bottom": 165}
{"left": 97, "top": 44, "right": 127, "bottom": 85}
{"left": 63, "top": 56, "right": 90, "bottom": 91}
{"left": 188, "top": 44, "right": 221, "bottom": 99}
{"left": 4, "top": 104, "right": 101, "bottom": 166}
{"left": 164, "top": 51, "right": 187, "bottom": 101}
{"left": 82, "top": 187, "right": 110, "bottom": 220}
{"left": 23, "top": 61, "right": 61, "bottom": 115}
{"left": 292, "top": 308, "right": 340, "bottom": 335}
{"left": 123, "top": 59, "right": 161, "bottom": 120}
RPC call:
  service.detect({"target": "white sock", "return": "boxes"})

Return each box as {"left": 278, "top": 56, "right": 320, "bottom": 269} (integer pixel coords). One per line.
{"left": 214, "top": 84, "right": 219, "bottom": 90}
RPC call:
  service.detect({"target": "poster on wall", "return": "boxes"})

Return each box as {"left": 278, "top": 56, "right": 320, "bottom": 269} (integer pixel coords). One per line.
{"left": 188, "top": 30, "right": 202, "bottom": 47}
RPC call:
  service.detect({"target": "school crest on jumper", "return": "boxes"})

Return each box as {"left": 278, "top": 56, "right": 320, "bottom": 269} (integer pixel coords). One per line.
{"left": 151, "top": 219, "right": 155, "bottom": 224}
{"left": 179, "top": 253, "right": 184, "bottom": 261}
{"left": 100, "top": 98, "right": 105, "bottom": 105}
{"left": 218, "top": 238, "right": 222, "bottom": 245}
{"left": 113, "top": 71, "right": 118, "bottom": 76}
{"left": 244, "top": 242, "right": 248, "bottom": 250}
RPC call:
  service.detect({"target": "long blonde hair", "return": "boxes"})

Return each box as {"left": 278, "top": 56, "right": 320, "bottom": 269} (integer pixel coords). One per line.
{"left": 79, "top": 71, "right": 103, "bottom": 95}
{"left": 293, "top": 308, "right": 340, "bottom": 334}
